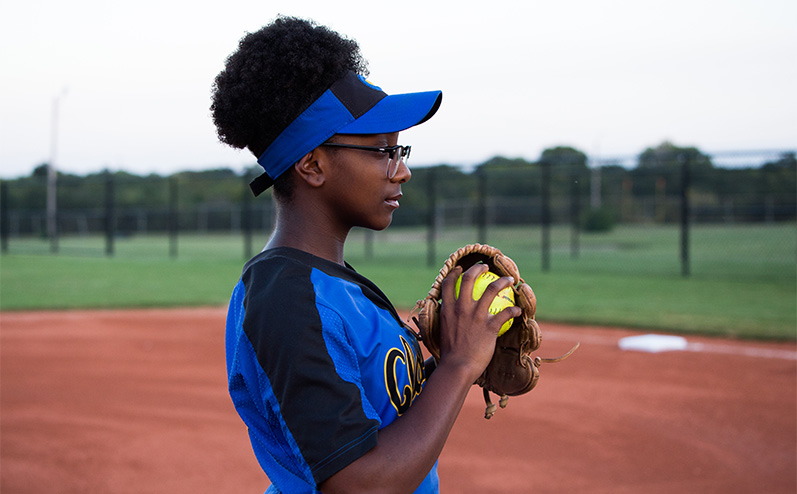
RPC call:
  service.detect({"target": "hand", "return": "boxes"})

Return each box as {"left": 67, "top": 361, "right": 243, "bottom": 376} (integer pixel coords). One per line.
{"left": 321, "top": 265, "right": 520, "bottom": 493}
{"left": 436, "top": 263, "right": 522, "bottom": 381}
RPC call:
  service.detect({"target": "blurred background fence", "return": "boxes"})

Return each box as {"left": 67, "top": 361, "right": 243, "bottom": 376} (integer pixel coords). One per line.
{"left": 2, "top": 147, "right": 795, "bottom": 282}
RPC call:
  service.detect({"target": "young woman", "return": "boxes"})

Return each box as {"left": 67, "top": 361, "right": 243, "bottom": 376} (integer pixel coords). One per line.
{"left": 212, "top": 16, "right": 520, "bottom": 494}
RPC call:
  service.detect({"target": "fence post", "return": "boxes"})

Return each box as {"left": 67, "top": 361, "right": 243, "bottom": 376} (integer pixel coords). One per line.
{"left": 590, "top": 162, "right": 602, "bottom": 209}
{"left": 364, "top": 229, "right": 374, "bottom": 260}
{"left": 541, "top": 160, "right": 551, "bottom": 272}
{"left": 476, "top": 168, "right": 487, "bottom": 244}
{"left": 242, "top": 174, "right": 253, "bottom": 260}
{"left": 679, "top": 154, "right": 690, "bottom": 277}
{"left": 426, "top": 167, "right": 437, "bottom": 267}
{"left": 570, "top": 165, "right": 581, "bottom": 259}
{"left": 1, "top": 181, "right": 8, "bottom": 253}
{"left": 47, "top": 169, "right": 59, "bottom": 253}
{"left": 168, "top": 176, "right": 178, "bottom": 259}
{"left": 104, "top": 170, "right": 115, "bottom": 256}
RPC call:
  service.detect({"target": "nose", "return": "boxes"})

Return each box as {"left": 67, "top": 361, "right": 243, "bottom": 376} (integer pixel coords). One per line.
{"left": 391, "top": 158, "right": 411, "bottom": 184}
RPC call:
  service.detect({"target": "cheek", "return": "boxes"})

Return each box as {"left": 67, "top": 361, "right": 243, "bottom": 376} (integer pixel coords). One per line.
{"left": 330, "top": 158, "right": 384, "bottom": 193}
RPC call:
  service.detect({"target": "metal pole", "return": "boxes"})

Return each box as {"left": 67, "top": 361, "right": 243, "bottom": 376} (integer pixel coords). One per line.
{"left": 1, "top": 181, "right": 9, "bottom": 253}
{"left": 541, "top": 160, "right": 551, "bottom": 272}
{"left": 570, "top": 166, "right": 581, "bottom": 259}
{"left": 169, "top": 176, "right": 178, "bottom": 259}
{"left": 477, "top": 168, "right": 487, "bottom": 244}
{"left": 364, "top": 229, "right": 374, "bottom": 260}
{"left": 426, "top": 167, "right": 437, "bottom": 267}
{"left": 590, "top": 159, "right": 602, "bottom": 209}
{"left": 680, "top": 154, "right": 690, "bottom": 277}
{"left": 47, "top": 91, "right": 67, "bottom": 253}
{"left": 105, "top": 170, "right": 115, "bottom": 256}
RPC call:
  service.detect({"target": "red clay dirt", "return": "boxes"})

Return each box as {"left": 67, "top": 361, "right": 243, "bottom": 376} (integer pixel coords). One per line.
{"left": 1, "top": 308, "right": 795, "bottom": 493}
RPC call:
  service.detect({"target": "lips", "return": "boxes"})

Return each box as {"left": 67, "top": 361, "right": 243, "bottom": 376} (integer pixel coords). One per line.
{"left": 385, "top": 192, "right": 402, "bottom": 208}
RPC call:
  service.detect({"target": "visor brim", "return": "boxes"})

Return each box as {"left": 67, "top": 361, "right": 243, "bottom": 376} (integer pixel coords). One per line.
{"left": 338, "top": 90, "right": 442, "bottom": 135}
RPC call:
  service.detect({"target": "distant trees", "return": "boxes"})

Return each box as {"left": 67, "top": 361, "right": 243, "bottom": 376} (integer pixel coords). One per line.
{"left": 540, "top": 146, "right": 588, "bottom": 170}
{"left": 637, "top": 141, "right": 712, "bottom": 169}
{"left": 2, "top": 144, "right": 795, "bottom": 233}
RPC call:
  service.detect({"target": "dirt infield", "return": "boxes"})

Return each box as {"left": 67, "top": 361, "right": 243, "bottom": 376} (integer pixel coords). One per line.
{"left": 1, "top": 308, "right": 795, "bottom": 494}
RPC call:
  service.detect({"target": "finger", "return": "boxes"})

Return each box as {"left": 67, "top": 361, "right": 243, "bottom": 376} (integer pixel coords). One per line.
{"left": 441, "top": 265, "right": 464, "bottom": 304}
{"left": 493, "top": 305, "right": 523, "bottom": 329}
{"left": 457, "top": 263, "right": 490, "bottom": 301}
{"left": 476, "top": 275, "right": 515, "bottom": 310}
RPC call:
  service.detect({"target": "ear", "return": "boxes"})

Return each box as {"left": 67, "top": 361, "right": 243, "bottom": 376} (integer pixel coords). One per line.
{"left": 293, "top": 150, "right": 325, "bottom": 188}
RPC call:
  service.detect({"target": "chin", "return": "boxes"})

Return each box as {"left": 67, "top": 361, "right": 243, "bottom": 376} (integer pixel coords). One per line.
{"left": 366, "top": 214, "right": 393, "bottom": 231}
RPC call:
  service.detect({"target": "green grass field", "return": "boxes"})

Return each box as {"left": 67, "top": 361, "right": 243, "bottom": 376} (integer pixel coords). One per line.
{"left": 1, "top": 224, "right": 794, "bottom": 340}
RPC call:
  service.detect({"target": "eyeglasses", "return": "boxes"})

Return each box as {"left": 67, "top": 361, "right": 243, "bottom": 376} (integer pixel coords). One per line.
{"left": 320, "top": 142, "right": 411, "bottom": 179}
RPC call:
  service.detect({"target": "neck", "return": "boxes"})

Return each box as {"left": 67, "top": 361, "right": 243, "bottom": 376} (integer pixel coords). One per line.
{"left": 264, "top": 202, "right": 349, "bottom": 265}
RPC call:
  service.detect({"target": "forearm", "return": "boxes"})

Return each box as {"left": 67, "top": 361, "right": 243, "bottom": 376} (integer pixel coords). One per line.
{"left": 320, "top": 359, "right": 473, "bottom": 494}
{"left": 322, "top": 265, "right": 519, "bottom": 493}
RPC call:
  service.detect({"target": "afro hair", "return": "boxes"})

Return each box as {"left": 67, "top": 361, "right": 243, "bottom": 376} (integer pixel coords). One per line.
{"left": 211, "top": 16, "right": 368, "bottom": 161}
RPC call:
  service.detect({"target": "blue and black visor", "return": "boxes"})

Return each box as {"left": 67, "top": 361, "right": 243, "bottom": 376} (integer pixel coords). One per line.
{"left": 250, "top": 71, "right": 442, "bottom": 196}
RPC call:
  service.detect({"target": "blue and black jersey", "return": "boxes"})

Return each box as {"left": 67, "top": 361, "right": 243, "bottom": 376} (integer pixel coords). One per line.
{"left": 225, "top": 247, "right": 437, "bottom": 493}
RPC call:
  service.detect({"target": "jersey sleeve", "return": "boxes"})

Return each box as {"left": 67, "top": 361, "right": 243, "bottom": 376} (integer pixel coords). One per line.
{"left": 238, "top": 256, "right": 381, "bottom": 486}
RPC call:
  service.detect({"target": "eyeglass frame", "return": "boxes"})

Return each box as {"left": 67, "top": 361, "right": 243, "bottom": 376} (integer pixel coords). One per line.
{"left": 320, "top": 142, "right": 411, "bottom": 179}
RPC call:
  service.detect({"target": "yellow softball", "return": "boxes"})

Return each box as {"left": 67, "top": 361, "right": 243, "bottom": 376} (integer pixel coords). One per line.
{"left": 455, "top": 270, "right": 516, "bottom": 336}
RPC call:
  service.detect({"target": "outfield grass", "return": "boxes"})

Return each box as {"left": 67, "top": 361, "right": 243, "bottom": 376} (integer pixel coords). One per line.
{"left": 1, "top": 224, "right": 794, "bottom": 340}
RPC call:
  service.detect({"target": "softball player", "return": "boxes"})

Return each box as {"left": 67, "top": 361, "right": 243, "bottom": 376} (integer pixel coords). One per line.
{"left": 213, "top": 16, "right": 520, "bottom": 493}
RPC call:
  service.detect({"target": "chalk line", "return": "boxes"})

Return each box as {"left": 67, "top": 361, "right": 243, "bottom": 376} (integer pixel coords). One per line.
{"left": 544, "top": 331, "right": 797, "bottom": 361}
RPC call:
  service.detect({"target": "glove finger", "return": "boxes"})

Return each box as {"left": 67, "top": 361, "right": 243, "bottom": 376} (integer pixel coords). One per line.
{"left": 516, "top": 283, "right": 537, "bottom": 318}
{"left": 419, "top": 299, "right": 442, "bottom": 360}
{"left": 492, "top": 253, "right": 521, "bottom": 284}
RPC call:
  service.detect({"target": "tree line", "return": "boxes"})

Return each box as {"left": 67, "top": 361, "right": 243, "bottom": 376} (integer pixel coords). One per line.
{"left": 3, "top": 142, "right": 795, "bottom": 228}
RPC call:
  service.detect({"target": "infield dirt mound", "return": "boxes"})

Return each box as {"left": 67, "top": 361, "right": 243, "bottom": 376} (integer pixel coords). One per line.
{"left": 1, "top": 308, "right": 795, "bottom": 493}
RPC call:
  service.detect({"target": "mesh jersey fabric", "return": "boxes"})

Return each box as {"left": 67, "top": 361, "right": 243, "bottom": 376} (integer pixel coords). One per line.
{"left": 225, "top": 247, "right": 438, "bottom": 493}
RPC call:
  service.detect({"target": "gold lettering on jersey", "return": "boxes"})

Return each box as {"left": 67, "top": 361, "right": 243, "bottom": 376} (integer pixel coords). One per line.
{"left": 384, "top": 335, "right": 425, "bottom": 415}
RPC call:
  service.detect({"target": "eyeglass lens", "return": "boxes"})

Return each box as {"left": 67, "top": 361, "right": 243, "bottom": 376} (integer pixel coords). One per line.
{"left": 387, "top": 146, "right": 410, "bottom": 179}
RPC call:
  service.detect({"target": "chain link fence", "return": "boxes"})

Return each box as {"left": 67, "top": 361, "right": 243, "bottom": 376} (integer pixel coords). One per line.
{"left": 2, "top": 150, "right": 794, "bottom": 281}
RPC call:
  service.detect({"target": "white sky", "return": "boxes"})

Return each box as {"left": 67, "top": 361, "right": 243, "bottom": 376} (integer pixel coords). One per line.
{"left": 1, "top": 0, "right": 795, "bottom": 178}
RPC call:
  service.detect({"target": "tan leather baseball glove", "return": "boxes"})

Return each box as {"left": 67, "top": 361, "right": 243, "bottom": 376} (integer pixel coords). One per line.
{"left": 411, "top": 243, "right": 578, "bottom": 419}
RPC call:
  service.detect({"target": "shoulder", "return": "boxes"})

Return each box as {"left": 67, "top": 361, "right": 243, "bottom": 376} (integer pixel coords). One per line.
{"left": 239, "top": 249, "right": 319, "bottom": 331}
{"left": 240, "top": 247, "right": 338, "bottom": 303}
{"left": 243, "top": 247, "right": 312, "bottom": 282}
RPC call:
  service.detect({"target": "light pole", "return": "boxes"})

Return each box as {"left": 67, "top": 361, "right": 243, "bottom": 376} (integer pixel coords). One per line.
{"left": 47, "top": 88, "right": 67, "bottom": 252}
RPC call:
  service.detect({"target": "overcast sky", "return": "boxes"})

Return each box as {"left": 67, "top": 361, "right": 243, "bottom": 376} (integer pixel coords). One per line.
{"left": 1, "top": 0, "right": 794, "bottom": 178}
